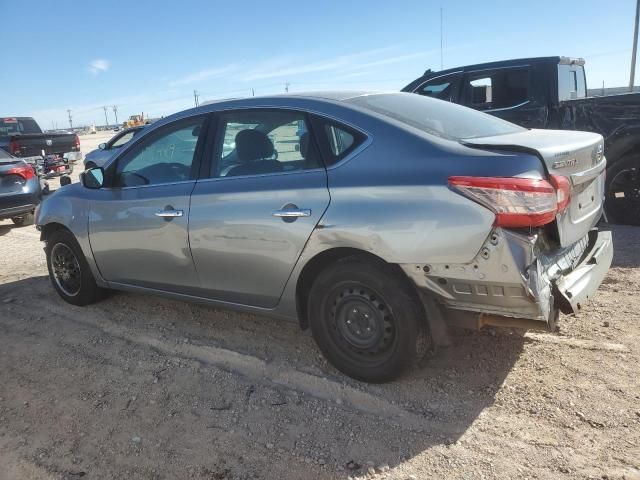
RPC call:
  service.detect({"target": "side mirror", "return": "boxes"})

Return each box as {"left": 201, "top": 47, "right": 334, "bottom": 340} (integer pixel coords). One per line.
{"left": 59, "top": 175, "right": 72, "bottom": 187}
{"left": 81, "top": 167, "right": 104, "bottom": 189}
{"left": 98, "top": 143, "right": 107, "bottom": 150}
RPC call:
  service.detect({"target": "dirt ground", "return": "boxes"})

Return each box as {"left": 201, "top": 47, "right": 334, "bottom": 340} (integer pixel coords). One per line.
{"left": 0, "top": 137, "right": 639, "bottom": 479}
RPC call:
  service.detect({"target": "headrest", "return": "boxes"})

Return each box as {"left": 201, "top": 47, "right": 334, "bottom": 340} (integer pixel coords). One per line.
{"left": 235, "top": 129, "right": 274, "bottom": 162}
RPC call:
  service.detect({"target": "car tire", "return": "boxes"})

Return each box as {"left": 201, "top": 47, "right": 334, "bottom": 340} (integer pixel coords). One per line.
{"left": 11, "top": 213, "right": 34, "bottom": 227}
{"left": 308, "top": 257, "right": 424, "bottom": 383}
{"left": 45, "top": 229, "right": 104, "bottom": 306}
{"left": 605, "top": 154, "right": 640, "bottom": 226}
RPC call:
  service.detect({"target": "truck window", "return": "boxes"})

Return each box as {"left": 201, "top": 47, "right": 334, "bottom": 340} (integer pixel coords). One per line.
{"left": 558, "top": 64, "right": 587, "bottom": 101}
{"left": 0, "top": 117, "right": 42, "bottom": 136}
{"left": 462, "top": 68, "right": 530, "bottom": 111}
{"left": 416, "top": 74, "right": 459, "bottom": 101}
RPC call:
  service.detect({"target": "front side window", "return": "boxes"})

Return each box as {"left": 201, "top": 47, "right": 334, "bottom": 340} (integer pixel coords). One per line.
{"left": 463, "top": 68, "right": 530, "bottom": 110}
{"left": 114, "top": 118, "right": 203, "bottom": 187}
{"left": 213, "top": 110, "right": 321, "bottom": 178}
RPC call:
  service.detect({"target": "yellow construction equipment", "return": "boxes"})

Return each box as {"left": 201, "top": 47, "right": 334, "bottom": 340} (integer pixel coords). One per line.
{"left": 123, "top": 113, "right": 145, "bottom": 129}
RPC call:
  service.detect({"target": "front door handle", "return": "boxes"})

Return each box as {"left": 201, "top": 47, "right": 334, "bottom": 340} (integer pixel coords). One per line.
{"left": 272, "top": 208, "right": 311, "bottom": 218}
{"left": 155, "top": 208, "right": 184, "bottom": 218}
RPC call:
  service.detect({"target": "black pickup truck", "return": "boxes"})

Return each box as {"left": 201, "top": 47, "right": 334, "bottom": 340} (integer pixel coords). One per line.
{"left": 0, "top": 117, "right": 82, "bottom": 175}
{"left": 402, "top": 56, "right": 640, "bottom": 225}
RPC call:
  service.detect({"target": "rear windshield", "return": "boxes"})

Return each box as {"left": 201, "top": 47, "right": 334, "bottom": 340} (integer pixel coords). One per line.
{"left": 346, "top": 93, "right": 524, "bottom": 140}
{"left": 0, "top": 117, "right": 42, "bottom": 136}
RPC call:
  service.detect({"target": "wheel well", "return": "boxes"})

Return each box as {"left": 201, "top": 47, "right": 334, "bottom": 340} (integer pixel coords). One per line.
{"left": 295, "top": 247, "right": 426, "bottom": 331}
{"left": 40, "top": 222, "right": 70, "bottom": 242}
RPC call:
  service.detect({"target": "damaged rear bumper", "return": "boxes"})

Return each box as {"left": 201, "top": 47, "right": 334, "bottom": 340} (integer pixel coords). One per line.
{"left": 401, "top": 227, "right": 613, "bottom": 328}
{"left": 554, "top": 230, "right": 612, "bottom": 313}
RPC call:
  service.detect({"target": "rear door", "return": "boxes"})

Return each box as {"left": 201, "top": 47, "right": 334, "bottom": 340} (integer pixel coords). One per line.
{"left": 188, "top": 108, "right": 330, "bottom": 308}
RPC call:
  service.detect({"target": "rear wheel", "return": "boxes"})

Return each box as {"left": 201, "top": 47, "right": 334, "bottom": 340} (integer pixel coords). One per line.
{"left": 605, "top": 154, "right": 640, "bottom": 226}
{"left": 45, "top": 229, "right": 104, "bottom": 306}
{"left": 308, "top": 257, "right": 425, "bottom": 383}
{"left": 11, "top": 213, "right": 34, "bottom": 227}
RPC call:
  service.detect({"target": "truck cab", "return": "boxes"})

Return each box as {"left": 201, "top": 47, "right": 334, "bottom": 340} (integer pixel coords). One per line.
{"left": 403, "top": 57, "right": 640, "bottom": 226}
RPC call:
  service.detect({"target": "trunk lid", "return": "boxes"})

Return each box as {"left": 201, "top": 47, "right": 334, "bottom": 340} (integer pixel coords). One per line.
{"left": 462, "top": 129, "right": 606, "bottom": 247}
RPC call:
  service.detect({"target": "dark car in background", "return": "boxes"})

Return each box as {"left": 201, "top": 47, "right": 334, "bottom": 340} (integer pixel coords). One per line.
{"left": 0, "top": 148, "right": 42, "bottom": 226}
{"left": 403, "top": 56, "right": 640, "bottom": 225}
{"left": 83, "top": 126, "right": 144, "bottom": 169}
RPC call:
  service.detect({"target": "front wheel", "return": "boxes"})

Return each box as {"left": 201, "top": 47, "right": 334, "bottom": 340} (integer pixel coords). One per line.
{"left": 605, "top": 154, "right": 640, "bottom": 226}
{"left": 45, "top": 229, "right": 104, "bottom": 306}
{"left": 308, "top": 257, "right": 426, "bottom": 383}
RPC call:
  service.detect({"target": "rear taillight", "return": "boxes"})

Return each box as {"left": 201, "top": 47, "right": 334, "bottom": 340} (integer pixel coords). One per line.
{"left": 549, "top": 174, "right": 571, "bottom": 212}
{"left": 448, "top": 176, "right": 568, "bottom": 228}
{"left": 73, "top": 134, "right": 80, "bottom": 151}
{"left": 8, "top": 164, "right": 35, "bottom": 181}
{"left": 9, "top": 139, "right": 21, "bottom": 155}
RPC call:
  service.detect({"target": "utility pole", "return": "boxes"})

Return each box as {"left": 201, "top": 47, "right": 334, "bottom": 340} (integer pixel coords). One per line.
{"left": 631, "top": 0, "right": 640, "bottom": 91}
{"left": 251, "top": 88, "right": 255, "bottom": 97}
{"left": 67, "top": 109, "right": 73, "bottom": 130}
{"left": 102, "top": 106, "right": 109, "bottom": 128}
{"left": 285, "top": 82, "right": 290, "bottom": 93}
{"left": 112, "top": 105, "right": 119, "bottom": 125}
{"left": 193, "top": 90, "right": 200, "bottom": 107}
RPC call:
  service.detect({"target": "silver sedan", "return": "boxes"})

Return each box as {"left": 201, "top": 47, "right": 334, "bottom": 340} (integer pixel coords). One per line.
{"left": 36, "top": 92, "right": 612, "bottom": 382}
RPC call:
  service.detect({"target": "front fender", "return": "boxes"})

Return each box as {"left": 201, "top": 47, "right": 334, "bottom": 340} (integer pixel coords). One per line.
{"left": 36, "top": 184, "right": 106, "bottom": 287}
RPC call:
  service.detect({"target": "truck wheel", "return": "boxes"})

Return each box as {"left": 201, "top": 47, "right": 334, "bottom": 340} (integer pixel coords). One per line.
{"left": 45, "top": 229, "right": 104, "bottom": 306}
{"left": 307, "top": 257, "right": 425, "bottom": 383}
{"left": 605, "top": 154, "right": 640, "bottom": 226}
{"left": 11, "top": 213, "right": 34, "bottom": 227}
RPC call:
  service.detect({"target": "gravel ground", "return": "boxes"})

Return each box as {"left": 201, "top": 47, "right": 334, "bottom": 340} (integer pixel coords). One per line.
{"left": 0, "top": 140, "right": 639, "bottom": 479}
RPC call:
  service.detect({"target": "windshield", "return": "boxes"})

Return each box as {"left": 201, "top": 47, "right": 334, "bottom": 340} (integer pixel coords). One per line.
{"left": 346, "top": 93, "right": 524, "bottom": 140}
{"left": 0, "top": 117, "right": 42, "bottom": 136}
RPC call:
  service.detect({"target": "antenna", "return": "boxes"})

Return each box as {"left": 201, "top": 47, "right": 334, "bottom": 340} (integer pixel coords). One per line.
{"left": 440, "top": 5, "right": 444, "bottom": 70}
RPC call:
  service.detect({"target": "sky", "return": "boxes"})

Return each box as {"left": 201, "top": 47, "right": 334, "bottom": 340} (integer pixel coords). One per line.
{"left": 0, "top": 0, "right": 638, "bottom": 129}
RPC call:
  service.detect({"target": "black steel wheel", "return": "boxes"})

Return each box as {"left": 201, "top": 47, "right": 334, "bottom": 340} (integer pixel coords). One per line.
{"left": 308, "top": 257, "right": 426, "bottom": 383}
{"left": 45, "top": 229, "right": 105, "bottom": 305}
{"left": 605, "top": 155, "right": 640, "bottom": 226}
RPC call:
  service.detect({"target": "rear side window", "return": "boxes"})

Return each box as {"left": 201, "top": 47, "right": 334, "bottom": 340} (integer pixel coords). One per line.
{"left": 463, "top": 68, "right": 530, "bottom": 110}
{"left": 0, "top": 117, "right": 42, "bottom": 136}
{"left": 309, "top": 116, "right": 365, "bottom": 167}
{"left": 416, "top": 74, "right": 459, "bottom": 101}
{"left": 212, "top": 110, "right": 322, "bottom": 178}
{"left": 347, "top": 93, "right": 524, "bottom": 140}
{"left": 558, "top": 64, "right": 587, "bottom": 101}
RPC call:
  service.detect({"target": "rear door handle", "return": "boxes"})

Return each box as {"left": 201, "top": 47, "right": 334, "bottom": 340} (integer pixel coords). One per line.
{"left": 155, "top": 209, "right": 184, "bottom": 218}
{"left": 272, "top": 208, "right": 311, "bottom": 218}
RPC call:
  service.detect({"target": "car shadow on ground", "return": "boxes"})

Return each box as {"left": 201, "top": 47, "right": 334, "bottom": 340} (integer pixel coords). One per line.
{"left": 0, "top": 275, "right": 526, "bottom": 476}
{"left": 0, "top": 224, "right": 13, "bottom": 236}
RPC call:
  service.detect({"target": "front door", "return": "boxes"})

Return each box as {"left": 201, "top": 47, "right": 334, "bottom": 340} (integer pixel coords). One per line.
{"left": 189, "top": 109, "right": 330, "bottom": 308}
{"left": 89, "top": 115, "right": 207, "bottom": 292}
